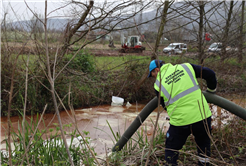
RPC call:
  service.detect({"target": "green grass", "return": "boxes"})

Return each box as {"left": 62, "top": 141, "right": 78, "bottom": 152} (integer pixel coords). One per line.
{"left": 93, "top": 55, "right": 150, "bottom": 71}
{"left": 92, "top": 54, "right": 199, "bottom": 71}
{"left": 12, "top": 49, "right": 198, "bottom": 73}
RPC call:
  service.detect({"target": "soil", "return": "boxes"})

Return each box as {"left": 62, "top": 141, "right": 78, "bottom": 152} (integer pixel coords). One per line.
{"left": 2, "top": 42, "right": 237, "bottom": 58}
{"left": 89, "top": 48, "right": 154, "bottom": 57}
{"left": 2, "top": 42, "right": 158, "bottom": 57}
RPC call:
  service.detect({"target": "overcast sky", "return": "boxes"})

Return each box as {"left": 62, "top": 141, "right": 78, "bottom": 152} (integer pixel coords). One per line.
{"left": 0, "top": 0, "right": 181, "bottom": 22}
{"left": 1, "top": 0, "right": 158, "bottom": 23}
{"left": 0, "top": 0, "right": 136, "bottom": 22}
{"left": 1, "top": 0, "right": 70, "bottom": 22}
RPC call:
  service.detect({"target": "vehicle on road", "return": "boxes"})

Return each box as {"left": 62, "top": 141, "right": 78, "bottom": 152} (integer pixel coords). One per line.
{"left": 163, "top": 43, "right": 187, "bottom": 54}
{"left": 207, "top": 42, "right": 238, "bottom": 52}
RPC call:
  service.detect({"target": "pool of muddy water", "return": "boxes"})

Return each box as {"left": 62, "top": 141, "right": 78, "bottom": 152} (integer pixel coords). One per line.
{"left": 1, "top": 95, "right": 245, "bottom": 158}
{"left": 1, "top": 103, "right": 169, "bottom": 157}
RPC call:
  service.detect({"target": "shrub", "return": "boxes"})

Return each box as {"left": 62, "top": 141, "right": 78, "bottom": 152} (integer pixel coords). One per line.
{"left": 187, "top": 45, "right": 198, "bottom": 52}
{"left": 64, "top": 49, "right": 95, "bottom": 73}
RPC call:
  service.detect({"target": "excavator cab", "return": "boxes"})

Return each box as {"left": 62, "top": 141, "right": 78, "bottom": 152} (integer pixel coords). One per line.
{"left": 120, "top": 35, "right": 145, "bottom": 53}
{"left": 127, "top": 36, "right": 141, "bottom": 47}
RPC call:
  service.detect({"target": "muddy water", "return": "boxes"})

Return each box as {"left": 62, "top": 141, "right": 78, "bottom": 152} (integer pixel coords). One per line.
{"left": 1, "top": 96, "right": 245, "bottom": 157}
{"left": 0, "top": 103, "right": 169, "bottom": 156}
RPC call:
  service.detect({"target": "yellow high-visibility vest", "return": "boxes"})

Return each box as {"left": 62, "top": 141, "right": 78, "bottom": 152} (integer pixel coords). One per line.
{"left": 154, "top": 63, "right": 211, "bottom": 126}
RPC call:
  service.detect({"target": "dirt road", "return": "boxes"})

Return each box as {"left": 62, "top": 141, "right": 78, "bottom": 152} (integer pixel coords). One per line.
{"left": 89, "top": 48, "right": 154, "bottom": 57}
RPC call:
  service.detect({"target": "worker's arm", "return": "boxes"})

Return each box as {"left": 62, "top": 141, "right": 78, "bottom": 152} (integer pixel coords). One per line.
{"left": 190, "top": 63, "right": 217, "bottom": 92}
{"left": 155, "top": 90, "right": 166, "bottom": 109}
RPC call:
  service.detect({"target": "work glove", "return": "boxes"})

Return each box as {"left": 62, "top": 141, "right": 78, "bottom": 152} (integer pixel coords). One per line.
{"left": 206, "top": 88, "right": 216, "bottom": 94}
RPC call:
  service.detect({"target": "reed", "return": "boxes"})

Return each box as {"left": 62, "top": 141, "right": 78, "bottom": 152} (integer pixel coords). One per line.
{"left": 0, "top": 114, "right": 97, "bottom": 166}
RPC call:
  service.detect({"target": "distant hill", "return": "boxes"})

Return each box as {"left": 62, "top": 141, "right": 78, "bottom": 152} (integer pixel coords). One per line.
{"left": 6, "top": 1, "right": 240, "bottom": 41}
{"left": 7, "top": 18, "right": 72, "bottom": 32}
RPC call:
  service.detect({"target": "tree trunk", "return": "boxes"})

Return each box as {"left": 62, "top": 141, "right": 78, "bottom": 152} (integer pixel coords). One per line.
{"left": 238, "top": 1, "right": 245, "bottom": 63}
{"left": 221, "top": 1, "right": 234, "bottom": 62}
{"left": 44, "top": 1, "right": 74, "bottom": 165}
{"left": 136, "top": 1, "right": 171, "bottom": 90}
{"left": 61, "top": 1, "right": 94, "bottom": 56}
{"left": 152, "top": 1, "right": 170, "bottom": 59}
{"left": 198, "top": 2, "right": 205, "bottom": 64}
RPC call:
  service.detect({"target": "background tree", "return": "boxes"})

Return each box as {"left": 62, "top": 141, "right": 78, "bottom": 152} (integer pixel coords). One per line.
{"left": 221, "top": 1, "right": 234, "bottom": 62}
{"left": 59, "top": 0, "right": 154, "bottom": 54}
{"left": 153, "top": 0, "right": 173, "bottom": 58}
{"left": 197, "top": 1, "right": 205, "bottom": 64}
{"left": 238, "top": 1, "right": 245, "bottom": 63}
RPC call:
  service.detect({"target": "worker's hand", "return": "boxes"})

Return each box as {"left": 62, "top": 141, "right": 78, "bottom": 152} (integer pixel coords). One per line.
{"left": 206, "top": 88, "right": 216, "bottom": 94}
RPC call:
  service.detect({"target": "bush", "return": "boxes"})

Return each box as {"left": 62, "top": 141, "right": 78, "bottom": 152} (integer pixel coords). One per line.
{"left": 187, "top": 45, "right": 198, "bottom": 52}
{"left": 1, "top": 53, "right": 26, "bottom": 116}
{"left": 64, "top": 49, "right": 95, "bottom": 73}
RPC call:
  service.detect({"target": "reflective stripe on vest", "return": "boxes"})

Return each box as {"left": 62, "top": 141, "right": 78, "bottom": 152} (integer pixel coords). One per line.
{"left": 155, "top": 64, "right": 199, "bottom": 106}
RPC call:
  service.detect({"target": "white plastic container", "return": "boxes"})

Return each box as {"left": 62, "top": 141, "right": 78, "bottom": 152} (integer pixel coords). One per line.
{"left": 111, "top": 96, "right": 124, "bottom": 106}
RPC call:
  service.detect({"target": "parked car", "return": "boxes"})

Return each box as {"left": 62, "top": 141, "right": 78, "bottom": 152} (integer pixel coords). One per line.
{"left": 208, "top": 42, "right": 238, "bottom": 52}
{"left": 163, "top": 43, "right": 187, "bottom": 54}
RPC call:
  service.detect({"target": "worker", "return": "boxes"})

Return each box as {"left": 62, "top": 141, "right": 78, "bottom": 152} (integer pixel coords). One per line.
{"left": 148, "top": 60, "right": 217, "bottom": 166}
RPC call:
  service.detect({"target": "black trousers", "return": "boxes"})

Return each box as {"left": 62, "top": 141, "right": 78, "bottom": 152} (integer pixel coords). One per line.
{"left": 165, "top": 117, "right": 211, "bottom": 166}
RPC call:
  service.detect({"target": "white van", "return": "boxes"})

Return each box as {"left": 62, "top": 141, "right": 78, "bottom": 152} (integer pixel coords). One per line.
{"left": 208, "top": 42, "right": 238, "bottom": 52}
{"left": 163, "top": 43, "right": 187, "bottom": 54}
